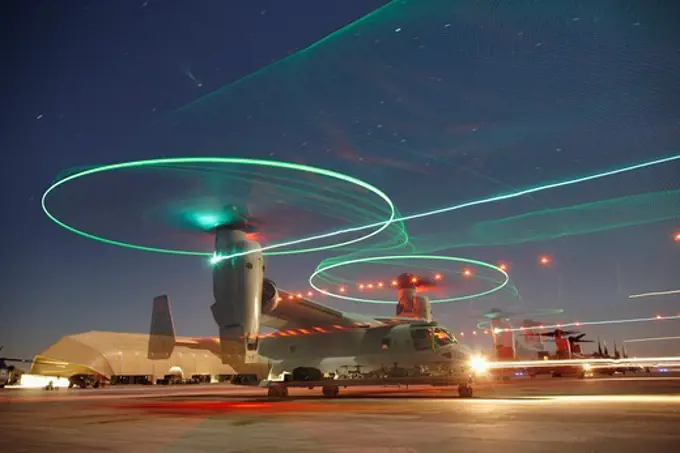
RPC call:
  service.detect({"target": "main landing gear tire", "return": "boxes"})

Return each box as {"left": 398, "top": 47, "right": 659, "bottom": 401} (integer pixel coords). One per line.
{"left": 322, "top": 385, "right": 340, "bottom": 398}
{"left": 267, "top": 385, "right": 289, "bottom": 398}
{"left": 458, "top": 385, "right": 473, "bottom": 398}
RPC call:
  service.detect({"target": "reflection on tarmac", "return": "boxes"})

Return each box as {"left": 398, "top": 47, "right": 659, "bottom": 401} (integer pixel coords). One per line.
{"left": 2, "top": 376, "right": 680, "bottom": 452}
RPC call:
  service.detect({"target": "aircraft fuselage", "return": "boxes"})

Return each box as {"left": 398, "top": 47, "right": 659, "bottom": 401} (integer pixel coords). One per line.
{"left": 259, "top": 323, "right": 472, "bottom": 382}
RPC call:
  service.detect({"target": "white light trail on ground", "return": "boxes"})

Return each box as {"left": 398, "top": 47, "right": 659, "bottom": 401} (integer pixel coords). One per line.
{"left": 487, "top": 356, "right": 680, "bottom": 369}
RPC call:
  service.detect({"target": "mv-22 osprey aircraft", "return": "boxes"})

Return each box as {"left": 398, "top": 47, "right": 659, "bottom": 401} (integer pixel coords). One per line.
{"left": 148, "top": 208, "right": 484, "bottom": 398}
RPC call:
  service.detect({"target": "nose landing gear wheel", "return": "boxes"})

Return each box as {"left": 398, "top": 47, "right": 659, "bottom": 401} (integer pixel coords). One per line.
{"left": 322, "top": 385, "right": 340, "bottom": 398}
{"left": 458, "top": 385, "right": 473, "bottom": 398}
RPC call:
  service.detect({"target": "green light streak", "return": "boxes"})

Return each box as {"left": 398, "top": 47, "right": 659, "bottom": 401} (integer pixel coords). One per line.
{"left": 498, "top": 315, "right": 680, "bottom": 333}
{"left": 211, "top": 154, "right": 680, "bottom": 261}
{"left": 464, "top": 189, "right": 680, "bottom": 247}
{"left": 309, "top": 255, "right": 509, "bottom": 304}
{"left": 475, "top": 309, "right": 565, "bottom": 330}
{"left": 623, "top": 336, "right": 680, "bottom": 343}
{"left": 42, "top": 157, "right": 395, "bottom": 257}
{"left": 168, "top": 1, "right": 396, "bottom": 119}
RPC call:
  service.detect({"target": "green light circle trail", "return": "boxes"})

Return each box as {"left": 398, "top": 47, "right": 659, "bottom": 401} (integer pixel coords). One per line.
{"left": 309, "top": 255, "right": 509, "bottom": 304}
{"left": 209, "top": 154, "right": 680, "bottom": 261}
{"left": 42, "top": 157, "right": 396, "bottom": 257}
{"left": 42, "top": 154, "right": 680, "bottom": 265}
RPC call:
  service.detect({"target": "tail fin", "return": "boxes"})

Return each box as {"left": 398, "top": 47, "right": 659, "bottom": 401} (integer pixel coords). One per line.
{"left": 148, "top": 295, "right": 176, "bottom": 360}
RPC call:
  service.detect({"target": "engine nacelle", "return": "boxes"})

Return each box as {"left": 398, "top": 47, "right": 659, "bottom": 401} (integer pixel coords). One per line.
{"left": 261, "top": 278, "right": 279, "bottom": 315}
{"left": 397, "top": 287, "right": 432, "bottom": 322}
{"left": 211, "top": 228, "right": 263, "bottom": 367}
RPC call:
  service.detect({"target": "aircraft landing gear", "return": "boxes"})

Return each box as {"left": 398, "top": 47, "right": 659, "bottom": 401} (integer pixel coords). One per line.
{"left": 322, "top": 385, "right": 340, "bottom": 398}
{"left": 458, "top": 384, "right": 473, "bottom": 398}
{"left": 267, "top": 384, "right": 288, "bottom": 398}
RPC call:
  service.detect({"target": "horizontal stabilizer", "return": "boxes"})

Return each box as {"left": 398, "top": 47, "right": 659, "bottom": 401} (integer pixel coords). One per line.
{"left": 148, "top": 295, "right": 176, "bottom": 360}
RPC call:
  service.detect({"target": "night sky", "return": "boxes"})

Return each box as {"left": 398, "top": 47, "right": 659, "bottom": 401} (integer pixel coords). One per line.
{"left": 2, "top": 0, "right": 679, "bottom": 359}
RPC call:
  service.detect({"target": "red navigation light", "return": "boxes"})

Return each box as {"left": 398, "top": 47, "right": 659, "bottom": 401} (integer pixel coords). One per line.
{"left": 245, "top": 232, "right": 259, "bottom": 241}
{"left": 358, "top": 283, "right": 365, "bottom": 290}
{"left": 498, "top": 263, "right": 508, "bottom": 271}
{"left": 472, "top": 330, "right": 477, "bottom": 335}
{"left": 674, "top": 231, "right": 680, "bottom": 242}
{"left": 307, "top": 291, "right": 313, "bottom": 297}
{"left": 288, "top": 295, "right": 294, "bottom": 300}
{"left": 296, "top": 293, "right": 302, "bottom": 299}
{"left": 484, "top": 329, "right": 489, "bottom": 335}
{"left": 539, "top": 255, "right": 551, "bottom": 266}
{"left": 410, "top": 276, "right": 418, "bottom": 284}
{"left": 276, "top": 297, "right": 283, "bottom": 302}
{"left": 339, "top": 286, "right": 346, "bottom": 293}
{"left": 434, "top": 273, "right": 442, "bottom": 280}
{"left": 463, "top": 268, "right": 472, "bottom": 277}
{"left": 367, "top": 283, "right": 374, "bottom": 289}
{"left": 391, "top": 280, "right": 398, "bottom": 287}
{"left": 377, "top": 281, "right": 384, "bottom": 288}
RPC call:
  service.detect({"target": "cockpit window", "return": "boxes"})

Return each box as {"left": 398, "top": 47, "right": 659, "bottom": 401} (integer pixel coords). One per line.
{"left": 434, "top": 328, "right": 457, "bottom": 346}
{"left": 410, "top": 327, "right": 433, "bottom": 351}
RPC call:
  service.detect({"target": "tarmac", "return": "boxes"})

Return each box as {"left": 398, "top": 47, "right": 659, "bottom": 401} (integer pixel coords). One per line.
{"left": 2, "top": 375, "right": 680, "bottom": 452}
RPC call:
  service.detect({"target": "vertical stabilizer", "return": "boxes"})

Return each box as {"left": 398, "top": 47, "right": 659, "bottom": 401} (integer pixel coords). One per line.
{"left": 515, "top": 319, "right": 545, "bottom": 359}
{"left": 148, "top": 295, "right": 176, "bottom": 360}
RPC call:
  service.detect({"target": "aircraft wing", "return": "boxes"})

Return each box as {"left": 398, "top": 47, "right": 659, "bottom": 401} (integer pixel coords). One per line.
{"left": 262, "top": 290, "right": 376, "bottom": 330}
{"left": 373, "top": 316, "right": 435, "bottom": 325}
{"left": 262, "top": 290, "right": 433, "bottom": 331}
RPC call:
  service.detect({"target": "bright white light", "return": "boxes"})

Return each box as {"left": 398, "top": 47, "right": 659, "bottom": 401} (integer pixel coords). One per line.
{"left": 19, "top": 374, "right": 70, "bottom": 389}
{"left": 469, "top": 357, "right": 490, "bottom": 374}
{"left": 582, "top": 363, "right": 593, "bottom": 371}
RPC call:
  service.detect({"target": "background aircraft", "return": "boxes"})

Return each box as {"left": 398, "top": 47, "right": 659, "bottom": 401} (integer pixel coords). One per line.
{"left": 0, "top": 346, "right": 32, "bottom": 387}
